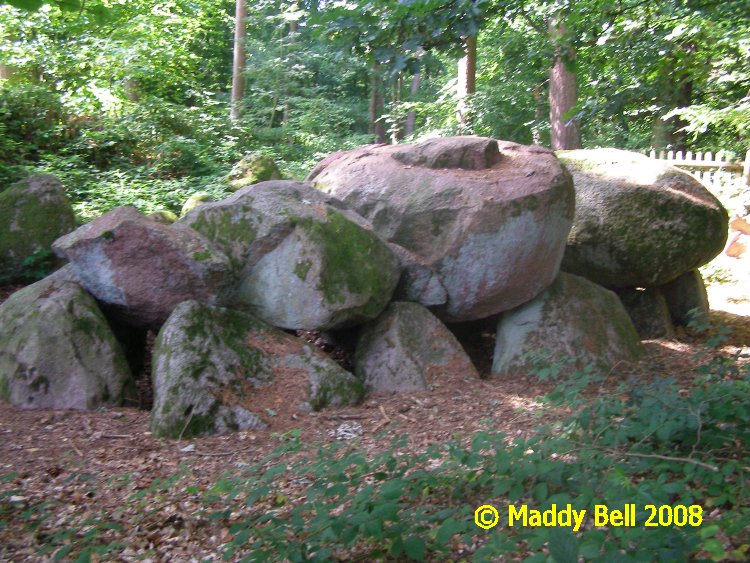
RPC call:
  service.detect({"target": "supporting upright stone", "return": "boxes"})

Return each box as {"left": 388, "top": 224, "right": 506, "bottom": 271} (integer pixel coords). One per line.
{"left": 659, "top": 270, "right": 710, "bottom": 327}
{"left": 616, "top": 287, "right": 675, "bottom": 340}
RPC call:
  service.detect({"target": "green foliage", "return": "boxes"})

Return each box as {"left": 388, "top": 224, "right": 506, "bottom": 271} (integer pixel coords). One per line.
{"left": 19, "top": 247, "right": 56, "bottom": 281}
{"left": 0, "top": 83, "right": 69, "bottom": 163}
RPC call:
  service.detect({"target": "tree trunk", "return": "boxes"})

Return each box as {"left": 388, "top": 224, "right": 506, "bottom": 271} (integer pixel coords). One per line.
{"left": 369, "top": 63, "right": 387, "bottom": 144}
{"left": 282, "top": 19, "right": 299, "bottom": 124}
{"left": 456, "top": 35, "right": 477, "bottom": 134}
{"left": 548, "top": 19, "right": 581, "bottom": 150}
{"left": 404, "top": 49, "right": 423, "bottom": 137}
{"left": 123, "top": 77, "right": 140, "bottom": 102}
{"left": 532, "top": 84, "right": 545, "bottom": 145}
{"left": 230, "top": 0, "right": 247, "bottom": 121}
{"left": 0, "top": 65, "right": 14, "bottom": 80}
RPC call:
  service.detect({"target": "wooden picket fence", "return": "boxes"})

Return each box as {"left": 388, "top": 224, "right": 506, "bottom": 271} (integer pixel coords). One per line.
{"left": 645, "top": 148, "right": 750, "bottom": 192}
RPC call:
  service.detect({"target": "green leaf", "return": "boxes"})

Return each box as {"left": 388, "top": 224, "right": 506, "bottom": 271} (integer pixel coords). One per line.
{"left": 436, "top": 518, "right": 462, "bottom": 543}
{"left": 403, "top": 536, "right": 425, "bottom": 561}
{"left": 548, "top": 527, "right": 578, "bottom": 563}
{"left": 4, "top": 0, "right": 45, "bottom": 10}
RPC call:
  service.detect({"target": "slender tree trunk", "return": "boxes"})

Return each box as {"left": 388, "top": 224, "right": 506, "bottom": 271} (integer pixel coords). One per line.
{"left": 390, "top": 74, "right": 403, "bottom": 144}
{"left": 282, "top": 19, "right": 299, "bottom": 124}
{"left": 0, "top": 65, "right": 14, "bottom": 80}
{"left": 123, "top": 77, "right": 140, "bottom": 102}
{"left": 230, "top": 0, "right": 247, "bottom": 121}
{"left": 548, "top": 19, "right": 581, "bottom": 150}
{"left": 532, "top": 84, "right": 545, "bottom": 145}
{"left": 404, "top": 48, "right": 423, "bottom": 137}
{"left": 456, "top": 35, "right": 477, "bottom": 134}
{"left": 369, "top": 63, "right": 387, "bottom": 143}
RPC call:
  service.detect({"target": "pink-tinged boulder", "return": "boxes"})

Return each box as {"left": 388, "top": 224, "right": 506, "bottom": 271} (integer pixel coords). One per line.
{"left": 308, "top": 136, "right": 575, "bottom": 322}
{"left": 52, "top": 206, "right": 234, "bottom": 328}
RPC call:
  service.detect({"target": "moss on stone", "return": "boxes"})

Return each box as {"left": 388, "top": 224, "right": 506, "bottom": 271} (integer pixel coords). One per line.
{"left": 0, "top": 176, "right": 76, "bottom": 283}
{"left": 301, "top": 210, "right": 395, "bottom": 317}
{"left": 192, "top": 250, "right": 211, "bottom": 261}
{"left": 294, "top": 259, "right": 312, "bottom": 281}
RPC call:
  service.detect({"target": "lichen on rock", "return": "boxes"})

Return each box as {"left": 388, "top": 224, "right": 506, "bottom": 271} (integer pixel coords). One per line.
{"left": 150, "top": 300, "right": 363, "bottom": 439}
{"left": 0, "top": 174, "right": 76, "bottom": 284}
{"left": 0, "top": 274, "right": 134, "bottom": 410}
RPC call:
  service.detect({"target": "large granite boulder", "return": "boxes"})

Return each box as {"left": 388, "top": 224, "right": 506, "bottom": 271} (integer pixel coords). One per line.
{"left": 52, "top": 206, "right": 234, "bottom": 328}
{"left": 179, "top": 180, "right": 401, "bottom": 330}
{"left": 0, "top": 174, "right": 76, "bottom": 283}
{"left": 0, "top": 274, "right": 134, "bottom": 410}
{"left": 308, "top": 136, "right": 575, "bottom": 322}
{"left": 659, "top": 270, "right": 710, "bottom": 326}
{"left": 151, "top": 300, "right": 364, "bottom": 438}
{"left": 492, "top": 273, "right": 643, "bottom": 375}
{"left": 557, "top": 149, "right": 728, "bottom": 288}
{"left": 355, "top": 302, "right": 478, "bottom": 392}
{"left": 388, "top": 244, "right": 448, "bottom": 307}
{"left": 616, "top": 287, "right": 675, "bottom": 340}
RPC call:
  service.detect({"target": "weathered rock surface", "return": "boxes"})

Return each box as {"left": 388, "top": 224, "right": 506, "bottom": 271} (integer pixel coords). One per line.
{"left": 53, "top": 206, "right": 234, "bottom": 328}
{"left": 388, "top": 244, "right": 448, "bottom": 307}
{"left": 225, "top": 153, "right": 281, "bottom": 191}
{"left": 355, "top": 302, "right": 478, "bottom": 392}
{"left": 0, "top": 174, "right": 76, "bottom": 283}
{"left": 659, "top": 270, "right": 710, "bottom": 326}
{"left": 179, "top": 180, "right": 401, "bottom": 330}
{"left": 616, "top": 287, "right": 675, "bottom": 340}
{"left": 308, "top": 136, "right": 575, "bottom": 322}
{"left": 492, "top": 273, "right": 643, "bottom": 375}
{"left": 557, "top": 149, "right": 728, "bottom": 288}
{"left": 0, "top": 274, "right": 134, "bottom": 410}
{"left": 151, "top": 301, "right": 363, "bottom": 438}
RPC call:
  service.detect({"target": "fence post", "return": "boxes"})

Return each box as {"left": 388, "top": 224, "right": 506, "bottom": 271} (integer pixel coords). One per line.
{"left": 743, "top": 150, "right": 750, "bottom": 185}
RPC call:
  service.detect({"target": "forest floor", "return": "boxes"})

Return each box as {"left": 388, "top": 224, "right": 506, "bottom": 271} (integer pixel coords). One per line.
{"left": 0, "top": 255, "right": 749, "bottom": 561}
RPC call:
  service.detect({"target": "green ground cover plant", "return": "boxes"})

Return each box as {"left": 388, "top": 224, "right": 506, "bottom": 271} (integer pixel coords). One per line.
{"left": 2, "top": 319, "right": 747, "bottom": 561}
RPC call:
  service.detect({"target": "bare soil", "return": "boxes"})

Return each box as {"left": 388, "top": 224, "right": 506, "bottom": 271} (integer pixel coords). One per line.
{"left": 1, "top": 265, "right": 748, "bottom": 561}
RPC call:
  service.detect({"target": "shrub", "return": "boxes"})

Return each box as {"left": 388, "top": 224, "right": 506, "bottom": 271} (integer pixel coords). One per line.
{"left": 0, "top": 83, "right": 69, "bottom": 163}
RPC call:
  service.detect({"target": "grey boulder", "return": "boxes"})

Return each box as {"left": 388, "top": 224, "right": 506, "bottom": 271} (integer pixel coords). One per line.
{"left": 493, "top": 273, "right": 643, "bottom": 375}
{"left": 179, "top": 180, "right": 401, "bottom": 330}
{"left": 557, "top": 149, "right": 728, "bottom": 288}
{"left": 0, "top": 174, "right": 76, "bottom": 283}
{"left": 0, "top": 274, "right": 134, "bottom": 409}
{"left": 659, "top": 270, "right": 710, "bottom": 326}
{"left": 355, "top": 301, "right": 478, "bottom": 392}
{"left": 53, "top": 206, "right": 234, "bottom": 328}
{"left": 151, "top": 300, "right": 364, "bottom": 438}
{"left": 308, "top": 136, "right": 575, "bottom": 322}
{"left": 616, "top": 287, "right": 675, "bottom": 340}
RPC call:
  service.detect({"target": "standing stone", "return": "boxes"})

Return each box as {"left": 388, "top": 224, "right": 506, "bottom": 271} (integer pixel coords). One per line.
{"left": 0, "top": 174, "right": 76, "bottom": 283}
{"left": 179, "top": 181, "right": 401, "bottom": 330}
{"left": 53, "top": 206, "right": 234, "bottom": 328}
{"left": 493, "top": 273, "right": 643, "bottom": 375}
{"left": 659, "top": 270, "right": 710, "bottom": 326}
{"left": 308, "top": 136, "right": 575, "bottom": 322}
{"left": 0, "top": 275, "right": 134, "bottom": 410}
{"left": 557, "top": 149, "right": 728, "bottom": 288}
{"left": 151, "top": 301, "right": 364, "bottom": 438}
{"left": 616, "top": 287, "right": 675, "bottom": 340}
{"left": 355, "top": 302, "right": 478, "bottom": 392}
